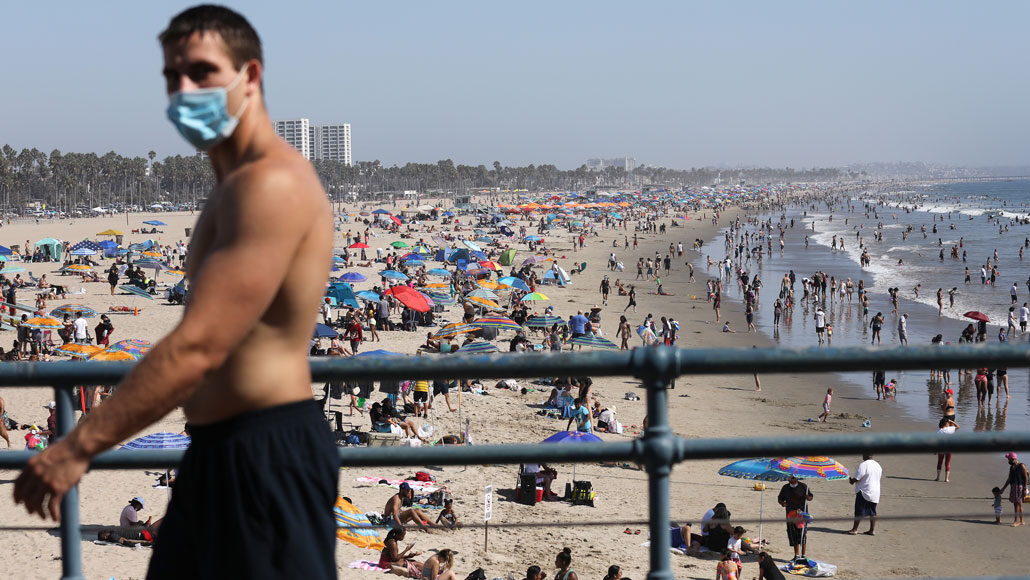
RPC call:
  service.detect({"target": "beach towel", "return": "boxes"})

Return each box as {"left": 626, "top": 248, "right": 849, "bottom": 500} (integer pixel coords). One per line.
{"left": 354, "top": 476, "right": 440, "bottom": 492}
{"left": 335, "top": 497, "right": 385, "bottom": 550}
{"left": 781, "top": 558, "right": 837, "bottom": 577}
{"left": 348, "top": 560, "right": 389, "bottom": 573}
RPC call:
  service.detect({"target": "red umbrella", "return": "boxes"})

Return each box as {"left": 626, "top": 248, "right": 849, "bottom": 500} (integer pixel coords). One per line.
{"left": 385, "top": 285, "right": 430, "bottom": 312}
{"left": 349, "top": 242, "right": 370, "bottom": 249}
{"left": 390, "top": 215, "right": 402, "bottom": 225}
{"left": 963, "top": 311, "right": 990, "bottom": 322}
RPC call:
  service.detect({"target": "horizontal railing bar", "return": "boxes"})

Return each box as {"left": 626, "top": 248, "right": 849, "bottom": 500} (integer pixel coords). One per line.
{"left": 0, "top": 345, "right": 1025, "bottom": 387}
{"left": 2, "top": 431, "right": 1027, "bottom": 470}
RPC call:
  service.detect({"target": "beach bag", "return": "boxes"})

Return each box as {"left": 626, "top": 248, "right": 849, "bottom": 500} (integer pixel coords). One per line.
{"left": 464, "top": 569, "right": 487, "bottom": 580}
{"left": 415, "top": 471, "right": 434, "bottom": 482}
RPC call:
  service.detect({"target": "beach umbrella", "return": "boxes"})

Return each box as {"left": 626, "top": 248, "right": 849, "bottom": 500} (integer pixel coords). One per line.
{"left": 402, "top": 259, "right": 425, "bottom": 267}
{"left": 525, "top": 315, "right": 566, "bottom": 328}
{"left": 456, "top": 340, "right": 499, "bottom": 354}
{"left": 0, "top": 245, "right": 11, "bottom": 256}
{"left": 313, "top": 323, "right": 339, "bottom": 338}
{"left": 442, "top": 211, "right": 454, "bottom": 217}
{"left": 107, "top": 339, "right": 152, "bottom": 358}
{"left": 466, "top": 296, "right": 502, "bottom": 310}
{"left": 96, "top": 229, "right": 124, "bottom": 236}
{"left": 427, "top": 268, "right": 451, "bottom": 277}
{"left": 476, "top": 279, "right": 504, "bottom": 290}
{"left": 462, "top": 240, "right": 482, "bottom": 252}
{"left": 520, "top": 292, "right": 549, "bottom": 302}
{"left": 122, "top": 432, "right": 190, "bottom": 450}
{"left": 372, "top": 209, "right": 391, "bottom": 215}
{"left": 71, "top": 240, "right": 104, "bottom": 252}
{"left": 422, "top": 282, "right": 451, "bottom": 290}
{"left": 479, "top": 260, "right": 502, "bottom": 271}
{"left": 433, "top": 322, "right": 480, "bottom": 339}
{"left": 718, "top": 458, "right": 790, "bottom": 543}
{"left": 963, "top": 311, "right": 990, "bottom": 322}
{"left": 466, "top": 288, "right": 500, "bottom": 300}
{"left": 379, "top": 270, "right": 408, "bottom": 281}
{"left": 0, "top": 265, "right": 26, "bottom": 274}
{"left": 389, "top": 215, "right": 402, "bottom": 225}
{"left": 142, "top": 220, "right": 167, "bottom": 226}
{"left": 473, "top": 316, "right": 521, "bottom": 331}
{"left": 542, "top": 430, "right": 603, "bottom": 480}
{"left": 69, "top": 248, "right": 96, "bottom": 257}
{"left": 356, "top": 290, "right": 381, "bottom": 301}
{"left": 334, "top": 497, "right": 385, "bottom": 550}
{"left": 390, "top": 241, "right": 410, "bottom": 249}
{"left": 53, "top": 344, "right": 103, "bottom": 358}
{"left": 50, "top": 304, "right": 97, "bottom": 318}
{"left": 497, "top": 277, "right": 531, "bottom": 292}
{"left": 63, "top": 264, "right": 93, "bottom": 273}
{"left": 119, "top": 284, "right": 155, "bottom": 300}
{"left": 769, "top": 456, "right": 847, "bottom": 547}
{"left": 462, "top": 267, "right": 492, "bottom": 278}
{"left": 426, "top": 291, "right": 456, "bottom": 306}
{"left": 135, "top": 259, "right": 167, "bottom": 271}
{"left": 349, "top": 242, "right": 370, "bottom": 249}
{"left": 339, "top": 272, "right": 367, "bottom": 283}
{"left": 570, "top": 334, "right": 618, "bottom": 350}
{"left": 89, "top": 349, "right": 136, "bottom": 361}
{"left": 385, "top": 285, "right": 431, "bottom": 312}
{"left": 21, "top": 316, "right": 63, "bottom": 330}
{"left": 353, "top": 349, "right": 405, "bottom": 358}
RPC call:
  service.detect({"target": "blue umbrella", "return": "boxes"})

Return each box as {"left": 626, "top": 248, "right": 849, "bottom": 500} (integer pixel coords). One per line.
{"left": 119, "top": 284, "right": 154, "bottom": 300}
{"left": 69, "top": 248, "right": 97, "bottom": 256}
{"left": 143, "top": 220, "right": 167, "bottom": 226}
{"left": 456, "top": 340, "right": 499, "bottom": 354}
{"left": 525, "top": 235, "right": 542, "bottom": 242}
{"left": 379, "top": 270, "right": 408, "bottom": 281}
{"left": 353, "top": 349, "right": 404, "bottom": 357}
{"left": 462, "top": 240, "right": 482, "bottom": 252}
{"left": 426, "top": 291, "right": 455, "bottom": 306}
{"left": 339, "top": 272, "right": 367, "bottom": 283}
{"left": 356, "top": 290, "right": 381, "bottom": 301}
{"left": 0, "top": 245, "right": 11, "bottom": 256}
{"left": 441, "top": 211, "right": 455, "bottom": 217}
{"left": 427, "top": 268, "right": 450, "bottom": 277}
{"left": 542, "top": 430, "right": 603, "bottom": 479}
{"left": 717, "top": 459, "right": 790, "bottom": 543}
{"left": 497, "top": 276, "right": 531, "bottom": 291}
{"left": 70, "top": 240, "right": 103, "bottom": 252}
{"left": 403, "top": 259, "right": 425, "bottom": 267}
{"left": 313, "top": 323, "right": 338, "bottom": 338}
{"left": 371, "top": 209, "right": 391, "bottom": 215}
{"left": 121, "top": 432, "right": 191, "bottom": 450}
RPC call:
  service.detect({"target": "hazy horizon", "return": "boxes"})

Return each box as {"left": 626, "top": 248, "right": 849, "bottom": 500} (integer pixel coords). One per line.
{"left": 2, "top": 1, "right": 1028, "bottom": 169}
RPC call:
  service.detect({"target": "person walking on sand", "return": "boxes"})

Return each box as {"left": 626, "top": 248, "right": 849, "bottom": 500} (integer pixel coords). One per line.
{"left": 818, "top": 388, "right": 832, "bottom": 422}
{"left": 15, "top": 7, "right": 339, "bottom": 579}
{"left": 998, "top": 452, "right": 1028, "bottom": 526}
{"left": 847, "top": 454, "right": 882, "bottom": 535}
{"left": 870, "top": 312, "right": 884, "bottom": 345}
{"left": 897, "top": 313, "right": 909, "bottom": 346}
{"left": 936, "top": 417, "right": 958, "bottom": 482}
{"left": 623, "top": 285, "right": 637, "bottom": 313}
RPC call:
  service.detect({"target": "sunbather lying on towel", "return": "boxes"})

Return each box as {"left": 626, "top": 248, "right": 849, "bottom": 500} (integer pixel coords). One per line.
{"left": 97, "top": 517, "right": 163, "bottom": 546}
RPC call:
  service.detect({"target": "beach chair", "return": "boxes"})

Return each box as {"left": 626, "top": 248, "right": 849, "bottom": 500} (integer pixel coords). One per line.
{"left": 515, "top": 464, "right": 539, "bottom": 506}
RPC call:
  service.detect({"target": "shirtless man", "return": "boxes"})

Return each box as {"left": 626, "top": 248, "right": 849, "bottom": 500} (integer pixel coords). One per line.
{"left": 384, "top": 482, "right": 435, "bottom": 532}
{"left": 14, "top": 7, "right": 337, "bottom": 579}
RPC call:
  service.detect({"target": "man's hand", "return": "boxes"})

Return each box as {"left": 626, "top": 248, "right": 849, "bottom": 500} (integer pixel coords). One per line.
{"left": 13, "top": 441, "right": 90, "bottom": 521}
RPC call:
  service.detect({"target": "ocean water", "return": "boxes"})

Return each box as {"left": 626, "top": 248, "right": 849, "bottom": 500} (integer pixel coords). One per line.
{"left": 698, "top": 180, "right": 1030, "bottom": 432}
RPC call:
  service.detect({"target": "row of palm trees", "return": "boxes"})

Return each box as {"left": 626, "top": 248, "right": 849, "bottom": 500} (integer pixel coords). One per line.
{"left": 0, "top": 144, "right": 852, "bottom": 214}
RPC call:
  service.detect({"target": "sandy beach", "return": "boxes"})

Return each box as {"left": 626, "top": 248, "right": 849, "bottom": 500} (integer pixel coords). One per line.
{"left": 0, "top": 199, "right": 1024, "bottom": 579}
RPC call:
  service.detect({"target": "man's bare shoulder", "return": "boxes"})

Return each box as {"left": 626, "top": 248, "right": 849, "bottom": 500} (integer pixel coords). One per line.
{"left": 220, "top": 148, "right": 329, "bottom": 219}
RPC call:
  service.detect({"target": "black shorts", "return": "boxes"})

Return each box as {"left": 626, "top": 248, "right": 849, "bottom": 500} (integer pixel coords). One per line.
{"left": 148, "top": 400, "right": 338, "bottom": 580}
{"left": 785, "top": 518, "right": 806, "bottom": 546}
{"left": 413, "top": 390, "right": 428, "bottom": 403}
{"left": 854, "top": 493, "right": 877, "bottom": 518}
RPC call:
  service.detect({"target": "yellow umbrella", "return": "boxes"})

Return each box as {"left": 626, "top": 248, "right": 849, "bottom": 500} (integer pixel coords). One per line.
{"left": 54, "top": 344, "right": 103, "bottom": 358}
{"left": 465, "top": 296, "right": 504, "bottom": 311}
{"left": 89, "top": 350, "right": 135, "bottom": 361}
{"left": 422, "top": 283, "right": 450, "bottom": 289}
{"left": 142, "top": 251, "right": 162, "bottom": 258}
{"left": 21, "top": 316, "right": 64, "bottom": 329}
{"left": 65, "top": 264, "right": 93, "bottom": 272}
{"left": 96, "top": 229, "right": 124, "bottom": 236}
{"left": 477, "top": 279, "right": 503, "bottom": 290}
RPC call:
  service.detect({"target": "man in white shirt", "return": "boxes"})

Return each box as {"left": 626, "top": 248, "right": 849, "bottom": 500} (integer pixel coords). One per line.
{"left": 847, "top": 454, "right": 882, "bottom": 535}
{"left": 72, "top": 313, "right": 89, "bottom": 344}
{"left": 1020, "top": 302, "right": 1029, "bottom": 334}
{"left": 814, "top": 308, "right": 826, "bottom": 344}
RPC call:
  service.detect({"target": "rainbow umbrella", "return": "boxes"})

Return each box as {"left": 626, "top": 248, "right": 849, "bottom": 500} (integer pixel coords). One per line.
{"left": 525, "top": 315, "right": 565, "bottom": 328}
{"left": 108, "top": 339, "right": 152, "bottom": 358}
{"left": 473, "top": 316, "right": 522, "bottom": 331}
{"left": 21, "top": 316, "right": 63, "bottom": 329}
{"left": 335, "top": 497, "right": 385, "bottom": 550}
{"left": 89, "top": 349, "right": 136, "bottom": 361}
{"left": 520, "top": 292, "right": 549, "bottom": 302}
{"left": 718, "top": 458, "right": 790, "bottom": 543}
{"left": 50, "top": 304, "right": 97, "bottom": 318}
{"left": 770, "top": 456, "right": 849, "bottom": 480}
{"left": 426, "top": 291, "right": 455, "bottom": 306}
{"left": 433, "top": 322, "right": 480, "bottom": 339}
{"left": 570, "top": 334, "right": 618, "bottom": 349}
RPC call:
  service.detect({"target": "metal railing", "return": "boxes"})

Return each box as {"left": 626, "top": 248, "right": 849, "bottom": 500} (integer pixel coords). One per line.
{"left": 2, "top": 344, "right": 1030, "bottom": 580}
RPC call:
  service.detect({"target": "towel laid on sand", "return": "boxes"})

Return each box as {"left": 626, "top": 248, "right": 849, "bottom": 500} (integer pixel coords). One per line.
{"left": 348, "top": 560, "right": 389, "bottom": 573}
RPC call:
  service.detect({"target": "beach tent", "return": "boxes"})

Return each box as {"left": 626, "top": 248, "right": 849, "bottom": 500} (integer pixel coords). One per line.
{"left": 542, "top": 267, "right": 570, "bottom": 287}
{"left": 448, "top": 248, "right": 471, "bottom": 263}
{"left": 498, "top": 249, "right": 517, "bottom": 266}
{"left": 34, "top": 238, "right": 62, "bottom": 261}
{"left": 98, "top": 240, "right": 119, "bottom": 258}
{"left": 0, "top": 245, "right": 12, "bottom": 256}
{"left": 433, "top": 247, "right": 452, "bottom": 262}
{"left": 334, "top": 497, "right": 386, "bottom": 549}
{"left": 326, "top": 282, "right": 360, "bottom": 309}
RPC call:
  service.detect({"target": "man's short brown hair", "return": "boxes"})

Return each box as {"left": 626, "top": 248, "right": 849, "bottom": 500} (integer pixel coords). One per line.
{"left": 159, "top": 4, "right": 263, "bottom": 69}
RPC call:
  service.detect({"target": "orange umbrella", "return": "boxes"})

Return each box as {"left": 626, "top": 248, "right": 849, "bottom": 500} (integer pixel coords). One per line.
{"left": 465, "top": 296, "right": 503, "bottom": 310}
{"left": 89, "top": 350, "right": 135, "bottom": 361}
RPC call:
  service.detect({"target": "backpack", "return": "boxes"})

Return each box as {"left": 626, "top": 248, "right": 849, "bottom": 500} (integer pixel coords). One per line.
{"left": 464, "top": 569, "right": 486, "bottom": 580}
{"left": 414, "top": 471, "right": 434, "bottom": 482}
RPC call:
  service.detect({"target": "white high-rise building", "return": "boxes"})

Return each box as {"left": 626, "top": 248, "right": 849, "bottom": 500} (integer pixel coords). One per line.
{"left": 273, "top": 118, "right": 352, "bottom": 165}
{"left": 309, "top": 123, "right": 352, "bottom": 165}
{"left": 272, "top": 119, "right": 311, "bottom": 160}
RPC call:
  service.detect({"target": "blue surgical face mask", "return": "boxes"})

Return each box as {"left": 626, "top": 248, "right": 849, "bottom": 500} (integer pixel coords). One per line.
{"left": 166, "top": 67, "right": 250, "bottom": 150}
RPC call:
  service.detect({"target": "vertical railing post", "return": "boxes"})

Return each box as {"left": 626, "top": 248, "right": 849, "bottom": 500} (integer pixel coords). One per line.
{"left": 54, "top": 383, "right": 85, "bottom": 580}
{"left": 638, "top": 347, "right": 676, "bottom": 580}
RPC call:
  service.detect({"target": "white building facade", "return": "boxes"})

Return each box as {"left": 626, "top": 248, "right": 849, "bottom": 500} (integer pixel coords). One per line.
{"left": 273, "top": 118, "right": 351, "bottom": 165}
{"left": 272, "top": 118, "right": 311, "bottom": 160}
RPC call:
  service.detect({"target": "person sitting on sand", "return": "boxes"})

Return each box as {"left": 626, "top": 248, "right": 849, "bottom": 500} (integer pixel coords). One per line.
{"left": 722, "top": 322, "right": 736, "bottom": 333}
{"left": 379, "top": 527, "right": 424, "bottom": 576}
{"left": 422, "top": 332, "right": 441, "bottom": 353}
{"left": 383, "top": 482, "right": 434, "bottom": 532}
{"left": 435, "top": 499, "right": 459, "bottom": 529}
{"left": 421, "top": 549, "right": 458, "bottom": 580}
{"left": 670, "top": 522, "right": 703, "bottom": 555}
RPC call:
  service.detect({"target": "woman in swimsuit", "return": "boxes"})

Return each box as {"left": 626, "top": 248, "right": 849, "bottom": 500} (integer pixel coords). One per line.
{"left": 379, "top": 528, "right": 423, "bottom": 577}
{"left": 974, "top": 368, "right": 988, "bottom": 408}
{"left": 941, "top": 388, "right": 956, "bottom": 421}
{"left": 554, "top": 548, "right": 578, "bottom": 580}
{"left": 422, "top": 549, "right": 457, "bottom": 580}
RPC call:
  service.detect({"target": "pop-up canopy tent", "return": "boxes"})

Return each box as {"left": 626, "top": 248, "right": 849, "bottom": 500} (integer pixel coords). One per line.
{"left": 34, "top": 238, "right": 62, "bottom": 261}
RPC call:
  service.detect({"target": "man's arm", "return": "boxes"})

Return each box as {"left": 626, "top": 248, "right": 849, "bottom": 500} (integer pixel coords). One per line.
{"left": 14, "top": 166, "right": 315, "bottom": 520}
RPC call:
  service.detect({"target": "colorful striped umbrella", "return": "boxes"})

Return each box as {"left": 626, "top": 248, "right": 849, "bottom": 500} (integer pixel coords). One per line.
{"left": 456, "top": 340, "right": 499, "bottom": 354}
{"left": 770, "top": 456, "right": 849, "bottom": 480}
{"left": 569, "top": 334, "right": 618, "bottom": 349}
{"left": 433, "top": 322, "right": 480, "bottom": 339}
{"left": 89, "top": 349, "right": 136, "bottom": 361}
{"left": 479, "top": 260, "right": 502, "bottom": 271}
{"left": 426, "top": 291, "right": 455, "bottom": 306}
{"left": 121, "top": 432, "right": 190, "bottom": 450}
{"left": 108, "top": 339, "right": 152, "bottom": 358}
{"left": 63, "top": 264, "right": 93, "bottom": 272}
{"left": 525, "top": 315, "right": 566, "bottom": 328}
{"left": 50, "top": 304, "right": 97, "bottom": 318}
{"left": 718, "top": 458, "right": 789, "bottom": 543}
{"left": 465, "top": 296, "right": 503, "bottom": 310}
{"left": 466, "top": 288, "right": 500, "bottom": 300}
{"left": 520, "top": 292, "right": 550, "bottom": 302}
{"left": 473, "top": 316, "right": 522, "bottom": 331}
{"left": 21, "top": 316, "right": 63, "bottom": 329}
{"left": 335, "top": 497, "right": 385, "bottom": 550}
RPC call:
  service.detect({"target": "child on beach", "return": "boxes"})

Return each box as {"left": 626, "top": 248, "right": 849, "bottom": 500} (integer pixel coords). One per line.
{"left": 993, "top": 487, "right": 1003, "bottom": 524}
{"left": 436, "top": 498, "right": 459, "bottom": 529}
{"left": 818, "top": 388, "right": 833, "bottom": 422}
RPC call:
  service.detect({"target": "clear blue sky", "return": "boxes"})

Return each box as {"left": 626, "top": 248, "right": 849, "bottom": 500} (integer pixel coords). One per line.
{"left": 2, "top": 1, "right": 1028, "bottom": 168}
